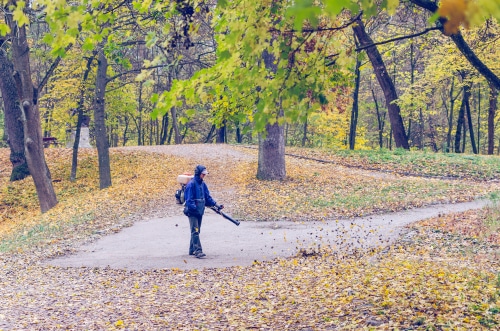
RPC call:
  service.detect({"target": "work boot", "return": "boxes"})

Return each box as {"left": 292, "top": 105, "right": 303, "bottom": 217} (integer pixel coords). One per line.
{"left": 195, "top": 251, "right": 206, "bottom": 258}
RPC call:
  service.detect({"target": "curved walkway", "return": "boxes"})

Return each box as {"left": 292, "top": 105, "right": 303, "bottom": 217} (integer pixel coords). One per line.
{"left": 47, "top": 199, "right": 491, "bottom": 270}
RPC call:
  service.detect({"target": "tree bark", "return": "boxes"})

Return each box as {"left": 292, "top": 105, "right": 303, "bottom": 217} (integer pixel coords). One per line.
{"left": 94, "top": 49, "right": 112, "bottom": 189}
{"left": 349, "top": 55, "right": 361, "bottom": 150}
{"left": 160, "top": 113, "right": 169, "bottom": 145}
{"left": 445, "top": 77, "right": 457, "bottom": 152}
{"left": 170, "top": 106, "right": 182, "bottom": 144}
{"left": 427, "top": 113, "right": 439, "bottom": 152}
{"left": 257, "top": 115, "right": 286, "bottom": 180}
{"left": 236, "top": 122, "right": 242, "bottom": 143}
{"left": 137, "top": 81, "right": 143, "bottom": 146}
{"left": 216, "top": 120, "right": 226, "bottom": 143}
{"left": 353, "top": 18, "right": 409, "bottom": 149}
{"left": 205, "top": 124, "right": 216, "bottom": 143}
{"left": 257, "top": 49, "right": 286, "bottom": 180}
{"left": 0, "top": 42, "right": 29, "bottom": 181}
{"left": 6, "top": 11, "right": 57, "bottom": 212}
{"left": 302, "top": 117, "right": 308, "bottom": 147}
{"left": 488, "top": 83, "right": 498, "bottom": 155}
{"left": 454, "top": 88, "right": 467, "bottom": 153}
{"left": 465, "top": 84, "right": 477, "bottom": 154}
{"left": 70, "top": 55, "right": 94, "bottom": 181}
{"left": 372, "top": 89, "right": 385, "bottom": 149}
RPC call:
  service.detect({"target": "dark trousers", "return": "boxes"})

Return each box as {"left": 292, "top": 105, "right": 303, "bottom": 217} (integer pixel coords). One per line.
{"left": 188, "top": 215, "right": 203, "bottom": 254}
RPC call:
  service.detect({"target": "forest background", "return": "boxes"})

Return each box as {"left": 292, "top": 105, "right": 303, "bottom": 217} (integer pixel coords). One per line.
{"left": 1, "top": 0, "right": 499, "bottom": 213}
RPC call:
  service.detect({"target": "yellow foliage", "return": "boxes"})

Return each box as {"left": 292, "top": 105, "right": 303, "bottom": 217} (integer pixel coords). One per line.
{"left": 438, "top": 0, "right": 474, "bottom": 35}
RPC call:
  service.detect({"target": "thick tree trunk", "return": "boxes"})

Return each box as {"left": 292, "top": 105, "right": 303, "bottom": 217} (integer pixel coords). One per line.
{"left": 488, "top": 83, "right": 498, "bottom": 155}
{"left": 6, "top": 15, "right": 57, "bottom": 212}
{"left": 0, "top": 43, "right": 29, "bottom": 181}
{"left": 94, "top": 49, "right": 112, "bottom": 189}
{"left": 257, "top": 116, "right": 286, "bottom": 180}
{"left": 257, "top": 48, "right": 286, "bottom": 180}
{"left": 353, "top": 18, "right": 409, "bottom": 149}
{"left": 6, "top": 24, "right": 57, "bottom": 213}
{"left": 349, "top": 56, "right": 361, "bottom": 150}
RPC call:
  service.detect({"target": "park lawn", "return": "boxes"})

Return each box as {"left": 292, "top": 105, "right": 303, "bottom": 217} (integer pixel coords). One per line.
{"left": 0, "top": 145, "right": 499, "bottom": 329}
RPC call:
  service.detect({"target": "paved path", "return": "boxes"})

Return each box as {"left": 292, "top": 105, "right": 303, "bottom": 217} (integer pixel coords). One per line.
{"left": 47, "top": 199, "right": 491, "bottom": 270}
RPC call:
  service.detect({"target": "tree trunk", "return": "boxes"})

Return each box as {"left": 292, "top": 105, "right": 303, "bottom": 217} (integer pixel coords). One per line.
{"left": 236, "top": 123, "right": 242, "bottom": 143}
{"left": 454, "top": 89, "right": 467, "bottom": 153}
{"left": 427, "top": 113, "right": 438, "bottom": 152}
{"left": 302, "top": 117, "right": 308, "bottom": 147}
{"left": 257, "top": 116, "right": 286, "bottom": 180}
{"left": 353, "top": 18, "right": 409, "bottom": 149}
{"left": 476, "top": 84, "right": 481, "bottom": 153}
{"left": 372, "top": 89, "right": 385, "bottom": 149}
{"left": 445, "top": 77, "right": 456, "bottom": 152}
{"left": 465, "top": 84, "right": 477, "bottom": 154}
{"left": 7, "top": 12, "right": 58, "bottom": 212}
{"left": 216, "top": 120, "right": 226, "bottom": 143}
{"left": 257, "top": 48, "right": 286, "bottom": 180}
{"left": 137, "top": 81, "right": 143, "bottom": 146}
{"left": 160, "top": 113, "right": 169, "bottom": 145}
{"left": 94, "top": 49, "right": 112, "bottom": 189}
{"left": 170, "top": 106, "right": 182, "bottom": 144}
{"left": 488, "top": 83, "right": 498, "bottom": 155}
{"left": 123, "top": 116, "right": 130, "bottom": 146}
{"left": 0, "top": 42, "right": 29, "bottom": 181}
{"left": 349, "top": 55, "right": 361, "bottom": 150}
{"left": 71, "top": 55, "right": 94, "bottom": 182}
{"left": 205, "top": 124, "right": 216, "bottom": 143}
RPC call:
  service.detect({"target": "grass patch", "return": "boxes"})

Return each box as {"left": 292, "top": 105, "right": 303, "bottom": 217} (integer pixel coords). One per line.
{"left": 286, "top": 146, "right": 500, "bottom": 181}
{"left": 0, "top": 212, "right": 94, "bottom": 253}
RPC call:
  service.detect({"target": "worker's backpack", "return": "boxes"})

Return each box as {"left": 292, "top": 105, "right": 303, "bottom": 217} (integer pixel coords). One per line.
{"left": 175, "top": 174, "right": 193, "bottom": 204}
{"left": 175, "top": 186, "right": 186, "bottom": 204}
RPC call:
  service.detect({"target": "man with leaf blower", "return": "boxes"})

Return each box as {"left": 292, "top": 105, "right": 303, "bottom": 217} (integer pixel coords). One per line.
{"left": 183, "top": 165, "right": 224, "bottom": 258}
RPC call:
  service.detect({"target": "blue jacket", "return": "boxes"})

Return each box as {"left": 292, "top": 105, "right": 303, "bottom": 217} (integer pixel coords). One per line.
{"left": 184, "top": 175, "right": 216, "bottom": 216}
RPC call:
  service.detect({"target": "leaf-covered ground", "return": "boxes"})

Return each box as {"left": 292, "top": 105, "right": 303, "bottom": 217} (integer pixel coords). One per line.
{"left": 0, "top": 145, "right": 499, "bottom": 330}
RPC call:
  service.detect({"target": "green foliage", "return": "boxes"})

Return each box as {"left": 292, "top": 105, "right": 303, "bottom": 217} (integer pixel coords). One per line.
{"left": 155, "top": 0, "right": 355, "bottom": 138}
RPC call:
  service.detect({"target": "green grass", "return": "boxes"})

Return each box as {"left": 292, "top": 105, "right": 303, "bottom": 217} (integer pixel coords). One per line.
{"left": 484, "top": 196, "right": 500, "bottom": 236}
{"left": 306, "top": 147, "right": 500, "bottom": 181}
{"left": 0, "top": 212, "right": 95, "bottom": 253}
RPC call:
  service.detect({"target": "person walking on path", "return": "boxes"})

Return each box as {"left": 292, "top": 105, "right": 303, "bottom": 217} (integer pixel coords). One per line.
{"left": 183, "top": 164, "right": 223, "bottom": 258}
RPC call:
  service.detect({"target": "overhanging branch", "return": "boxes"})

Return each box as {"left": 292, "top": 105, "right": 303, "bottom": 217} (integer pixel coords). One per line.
{"left": 355, "top": 26, "right": 441, "bottom": 52}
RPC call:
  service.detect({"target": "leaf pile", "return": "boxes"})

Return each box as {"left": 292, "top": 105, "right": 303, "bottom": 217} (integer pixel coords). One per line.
{"left": 229, "top": 155, "right": 498, "bottom": 221}
{"left": 0, "top": 148, "right": 193, "bottom": 253}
